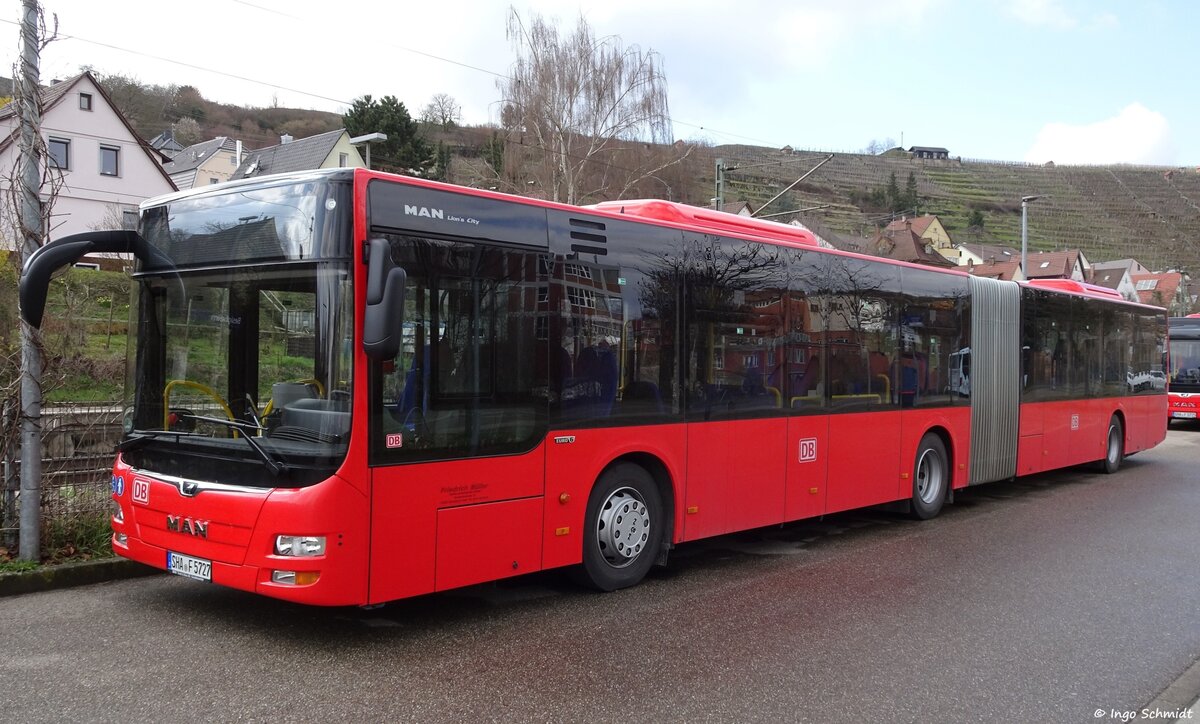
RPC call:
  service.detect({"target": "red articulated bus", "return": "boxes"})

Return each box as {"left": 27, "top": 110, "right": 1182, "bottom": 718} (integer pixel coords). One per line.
{"left": 1167, "top": 315, "right": 1200, "bottom": 423}
{"left": 19, "top": 168, "right": 1168, "bottom": 606}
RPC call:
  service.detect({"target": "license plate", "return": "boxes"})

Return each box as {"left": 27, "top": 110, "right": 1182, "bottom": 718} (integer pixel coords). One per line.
{"left": 167, "top": 551, "right": 211, "bottom": 581}
{"left": 1172, "top": 412, "right": 1197, "bottom": 419}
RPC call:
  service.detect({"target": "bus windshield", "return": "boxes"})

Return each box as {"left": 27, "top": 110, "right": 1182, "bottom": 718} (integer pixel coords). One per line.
{"left": 1169, "top": 338, "right": 1200, "bottom": 391}
{"left": 120, "top": 176, "right": 354, "bottom": 487}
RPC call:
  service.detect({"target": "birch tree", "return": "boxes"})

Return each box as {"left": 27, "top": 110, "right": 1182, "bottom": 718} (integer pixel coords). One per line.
{"left": 497, "top": 8, "right": 687, "bottom": 204}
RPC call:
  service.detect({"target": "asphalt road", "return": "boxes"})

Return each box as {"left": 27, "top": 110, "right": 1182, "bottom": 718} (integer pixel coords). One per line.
{"left": 4, "top": 426, "right": 1200, "bottom": 723}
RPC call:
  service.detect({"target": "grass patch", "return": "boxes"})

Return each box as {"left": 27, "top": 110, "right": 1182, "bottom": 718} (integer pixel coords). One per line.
{"left": 0, "top": 558, "right": 40, "bottom": 573}
{"left": 42, "top": 512, "right": 115, "bottom": 564}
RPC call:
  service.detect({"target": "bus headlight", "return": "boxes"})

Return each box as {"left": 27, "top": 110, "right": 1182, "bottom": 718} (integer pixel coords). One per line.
{"left": 111, "top": 500, "right": 124, "bottom": 524}
{"left": 275, "top": 535, "right": 326, "bottom": 557}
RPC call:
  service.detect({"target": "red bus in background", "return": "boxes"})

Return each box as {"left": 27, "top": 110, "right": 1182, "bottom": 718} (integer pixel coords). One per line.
{"left": 19, "top": 168, "right": 1168, "bottom": 606}
{"left": 1168, "top": 315, "right": 1200, "bottom": 423}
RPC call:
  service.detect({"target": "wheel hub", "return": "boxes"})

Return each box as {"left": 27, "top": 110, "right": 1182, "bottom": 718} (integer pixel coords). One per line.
{"left": 916, "top": 449, "right": 944, "bottom": 505}
{"left": 596, "top": 487, "right": 650, "bottom": 568}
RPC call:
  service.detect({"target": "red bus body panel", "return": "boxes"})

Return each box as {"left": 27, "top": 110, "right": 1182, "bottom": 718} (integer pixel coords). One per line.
{"left": 112, "top": 456, "right": 370, "bottom": 606}
{"left": 368, "top": 444, "right": 546, "bottom": 604}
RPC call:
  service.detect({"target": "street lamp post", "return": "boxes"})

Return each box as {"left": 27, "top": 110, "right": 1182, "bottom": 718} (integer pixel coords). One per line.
{"left": 350, "top": 132, "right": 388, "bottom": 170}
{"left": 1021, "top": 194, "right": 1043, "bottom": 273}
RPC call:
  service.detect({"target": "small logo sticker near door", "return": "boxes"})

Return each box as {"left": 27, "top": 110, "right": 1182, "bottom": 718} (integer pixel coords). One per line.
{"left": 799, "top": 438, "right": 818, "bottom": 462}
{"left": 132, "top": 478, "right": 150, "bottom": 505}
{"left": 386, "top": 433, "right": 403, "bottom": 448}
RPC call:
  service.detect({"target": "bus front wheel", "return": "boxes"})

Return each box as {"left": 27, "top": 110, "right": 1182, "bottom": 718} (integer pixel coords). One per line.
{"left": 911, "top": 433, "right": 948, "bottom": 520}
{"left": 579, "top": 463, "right": 664, "bottom": 592}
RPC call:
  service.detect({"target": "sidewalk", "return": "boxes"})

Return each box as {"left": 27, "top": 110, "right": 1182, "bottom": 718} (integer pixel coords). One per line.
{"left": 0, "top": 557, "right": 158, "bottom": 598}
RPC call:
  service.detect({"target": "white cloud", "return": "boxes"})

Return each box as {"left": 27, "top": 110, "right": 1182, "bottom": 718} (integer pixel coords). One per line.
{"left": 1004, "top": 0, "right": 1121, "bottom": 31}
{"left": 1006, "top": 0, "right": 1078, "bottom": 29}
{"left": 1024, "top": 104, "right": 1175, "bottom": 165}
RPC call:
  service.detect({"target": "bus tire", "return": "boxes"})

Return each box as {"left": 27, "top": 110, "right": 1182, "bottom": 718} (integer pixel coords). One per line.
{"left": 911, "top": 433, "right": 948, "bottom": 520}
{"left": 579, "top": 462, "right": 664, "bottom": 592}
{"left": 1101, "top": 415, "right": 1124, "bottom": 474}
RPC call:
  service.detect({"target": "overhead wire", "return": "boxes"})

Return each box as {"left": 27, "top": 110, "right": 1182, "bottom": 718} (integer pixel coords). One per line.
{"left": 0, "top": 9, "right": 784, "bottom": 152}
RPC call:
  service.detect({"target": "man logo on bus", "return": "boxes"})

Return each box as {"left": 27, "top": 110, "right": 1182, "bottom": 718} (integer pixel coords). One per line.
{"left": 799, "top": 438, "right": 818, "bottom": 462}
{"left": 404, "top": 204, "right": 444, "bottom": 220}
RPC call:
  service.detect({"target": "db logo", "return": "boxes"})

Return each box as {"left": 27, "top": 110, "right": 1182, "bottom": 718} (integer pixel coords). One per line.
{"left": 132, "top": 478, "right": 150, "bottom": 505}
{"left": 386, "top": 433, "right": 404, "bottom": 449}
{"left": 799, "top": 438, "right": 818, "bottom": 462}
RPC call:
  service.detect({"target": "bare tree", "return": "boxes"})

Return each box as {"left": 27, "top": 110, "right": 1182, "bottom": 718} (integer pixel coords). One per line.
{"left": 863, "top": 137, "right": 897, "bottom": 155}
{"left": 171, "top": 117, "right": 202, "bottom": 146}
{"left": 420, "top": 93, "right": 462, "bottom": 131}
{"left": 497, "top": 7, "right": 688, "bottom": 204}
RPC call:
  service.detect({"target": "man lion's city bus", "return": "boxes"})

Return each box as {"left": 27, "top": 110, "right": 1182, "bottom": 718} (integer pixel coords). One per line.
{"left": 19, "top": 168, "right": 1168, "bottom": 606}
{"left": 1168, "top": 315, "right": 1200, "bottom": 423}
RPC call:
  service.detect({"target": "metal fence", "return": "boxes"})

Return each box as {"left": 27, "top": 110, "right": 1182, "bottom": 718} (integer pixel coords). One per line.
{"left": 1, "top": 403, "right": 123, "bottom": 557}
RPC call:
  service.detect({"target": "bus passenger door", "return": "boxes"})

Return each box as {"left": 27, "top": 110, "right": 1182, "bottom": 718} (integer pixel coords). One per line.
{"left": 682, "top": 237, "right": 789, "bottom": 539}
{"left": 685, "top": 418, "right": 787, "bottom": 539}
{"left": 365, "top": 236, "right": 550, "bottom": 603}
{"left": 784, "top": 415, "right": 829, "bottom": 521}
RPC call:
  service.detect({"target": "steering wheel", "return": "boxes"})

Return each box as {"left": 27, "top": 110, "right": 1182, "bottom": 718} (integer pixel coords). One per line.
{"left": 163, "top": 380, "right": 237, "bottom": 437}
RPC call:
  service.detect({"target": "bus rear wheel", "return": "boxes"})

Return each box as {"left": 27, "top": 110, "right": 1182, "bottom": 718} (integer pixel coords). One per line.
{"left": 911, "top": 433, "right": 948, "bottom": 520}
{"left": 1101, "top": 415, "right": 1124, "bottom": 474}
{"left": 579, "top": 463, "right": 664, "bottom": 592}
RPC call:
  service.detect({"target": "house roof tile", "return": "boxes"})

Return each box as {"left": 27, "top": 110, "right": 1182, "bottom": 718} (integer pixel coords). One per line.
{"left": 965, "top": 259, "right": 1022, "bottom": 281}
{"left": 232, "top": 129, "right": 346, "bottom": 179}
{"left": 885, "top": 215, "right": 938, "bottom": 237}
{"left": 867, "top": 227, "right": 955, "bottom": 267}
{"left": 163, "top": 136, "right": 236, "bottom": 175}
{"left": 1024, "top": 250, "right": 1081, "bottom": 279}
{"left": 1131, "top": 272, "right": 1183, "bottom": 306}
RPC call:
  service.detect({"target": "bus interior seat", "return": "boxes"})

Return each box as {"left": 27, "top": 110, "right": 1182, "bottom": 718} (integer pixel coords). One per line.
{"left": 622, "top": 380, "right": 664, "bottom": 414}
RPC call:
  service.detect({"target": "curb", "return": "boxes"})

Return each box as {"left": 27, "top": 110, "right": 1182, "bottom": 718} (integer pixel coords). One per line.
{"left": 0, "top": 558, "right": 160, "bottom": 598}
{"left": 1143, "top": 655, "right": 1200, "bottom": 722}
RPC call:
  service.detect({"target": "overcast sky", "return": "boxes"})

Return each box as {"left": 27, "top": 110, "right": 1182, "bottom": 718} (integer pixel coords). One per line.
{"left": 12, "top": 0, "right": 1197, "bottom": 165}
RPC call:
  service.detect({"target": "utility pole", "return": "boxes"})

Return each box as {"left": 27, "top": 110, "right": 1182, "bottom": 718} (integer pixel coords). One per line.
{"left": 714, "top": 158, "right": 725, "bottom": 211}
{"left": 1020, "top": 194, "right": 1043, "bottom": 276}
{"left": 17, "top": 0, "right": 45, "bottom": 561}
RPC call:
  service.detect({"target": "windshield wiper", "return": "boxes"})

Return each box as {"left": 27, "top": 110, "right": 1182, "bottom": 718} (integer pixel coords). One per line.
{"left": 175, "top": 414, "right": 288, "bottom": 477}
{"left": 117, "top": 428, "right": 202, "bottom": 452}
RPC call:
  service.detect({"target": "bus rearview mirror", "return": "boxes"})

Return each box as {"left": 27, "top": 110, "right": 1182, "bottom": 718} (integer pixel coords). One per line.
{"left": 363, "top": 238, "right": 406, "bottom": 360}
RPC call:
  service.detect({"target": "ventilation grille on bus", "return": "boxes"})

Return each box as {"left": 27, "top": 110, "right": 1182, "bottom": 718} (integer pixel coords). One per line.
{"left": 569, "top": 217, "right": 608, "bottom": 256}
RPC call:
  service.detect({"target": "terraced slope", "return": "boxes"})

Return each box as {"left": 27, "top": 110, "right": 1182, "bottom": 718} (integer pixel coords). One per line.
{"left": 707, "top": 145, "right": 1200, "bottom": 273}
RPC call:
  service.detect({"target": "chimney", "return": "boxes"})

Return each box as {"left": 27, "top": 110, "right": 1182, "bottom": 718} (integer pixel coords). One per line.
{"left": 280, "top": 134, "right": 293, "bottom": 144}
{"left": 235, "top": 139, "right": 243, "bottom": 166}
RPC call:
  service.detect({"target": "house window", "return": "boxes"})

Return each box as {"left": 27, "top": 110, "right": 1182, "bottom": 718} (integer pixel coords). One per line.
{"left": 209, "top": 177, "right": 219, "bottom": 185}
{"left": 566, "top": 286, "right": 596, "bottom": 309}
{"left": 48, "top": 138, "right": 70, "bottom": 170}
{"left": 563, "top": 263, "right": 593, "bottom": 280}
{"left": 100, "top": 146, "right": 120, "bottom": 176}
{"left": 122, "top": 209, "right": 137, "bottom": 230}
{"left": 339, "top": 152, "right": 349, "bottom": 167}
{"left": 79, "top": 93, "right": 93, "bottom": 111}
